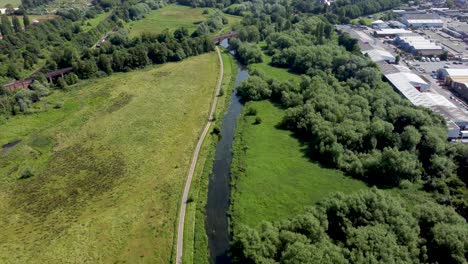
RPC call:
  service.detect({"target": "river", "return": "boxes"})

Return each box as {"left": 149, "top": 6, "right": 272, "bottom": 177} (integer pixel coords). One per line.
{"left": 205, "top": 39, "right": 248, "bottom": 264}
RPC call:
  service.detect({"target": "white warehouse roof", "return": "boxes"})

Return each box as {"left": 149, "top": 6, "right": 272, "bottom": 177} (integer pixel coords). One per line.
{"left": 397, "top": 36, "right": 442, "bottom": 50}
{"left": 375, "top": 29, "right": 413, "bottom": 35}
{"left": 362, "top": 49, "right": 396, "bottom": 62}
{"left": 406, "top": 19, "right": 444, "bottom": 24}
{"left": 440, "top": 68, "right": 468, "bottom": 77}
{"left": 385, "top": 72, "right": 432, "bottom": 106}
{"left": 371, "top": 20, "right": 386, "bottom": 24}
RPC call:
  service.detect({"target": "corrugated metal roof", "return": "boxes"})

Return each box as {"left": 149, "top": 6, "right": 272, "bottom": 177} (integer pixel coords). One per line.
{"left": 362, "top": 49, "right": 395, "bottom": 62}
{"left": 375, "top": 29, "right": 413, "bottom": 35}
{"left": 443, "top": 68, "right": 468, "bottom": 77}
{"left": 406, "top": 19, "right": 444, "bottom": 24}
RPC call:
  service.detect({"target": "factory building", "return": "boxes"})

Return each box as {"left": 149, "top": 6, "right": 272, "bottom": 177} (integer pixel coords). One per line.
{"left": 399, "top": 13, "right": 444, "bottom": 28}
{"left": 362, "top": 49, "right": 396, "bottom": 63}
{"left": 393, "top": 35, "right": 444, "bottom": 56}
{"left": 374, "top": 28, "right": 414, "bottom": 38}
{"left": 370, "top": 20, "right": 388, "bottom": 29}
{"left": 438, "top": 68, "right": 468, "bottom": 103}
{"left": 379, "top": 63, "right": 468, "bottom": 139}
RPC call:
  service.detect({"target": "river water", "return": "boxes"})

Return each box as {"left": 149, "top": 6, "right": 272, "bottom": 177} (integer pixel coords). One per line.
{"left": 205, "top": 40, "right": 248, "bottom": 264}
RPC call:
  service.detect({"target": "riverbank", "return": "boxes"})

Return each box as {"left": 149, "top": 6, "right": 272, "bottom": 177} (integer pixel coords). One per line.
{"left": 181, "top": 50, "right": 238, "bottom": 264}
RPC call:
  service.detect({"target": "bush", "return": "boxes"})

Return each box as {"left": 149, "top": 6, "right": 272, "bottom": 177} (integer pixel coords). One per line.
{"left": 187, "top": 195, "right": 194, "bottom": 203}
{"left": 202, "top": 9, "right": 209, "bottom": 15}
{"left": 19, "top": 168, "right": 34, "bottom": 179}
{"left": 212, "top": 125, "right": 221, "bottom": 135}
{"left": 254, "top": 116, "right": 262, "bottom": 124}
{"left": 246, "top": 107, "right": 257, "bottom": 116}
{"left": 54, "top": 101, "right": 64, "bottom": 109}
{"left": 219, "top": 88, "right": 225, "bottom": 97}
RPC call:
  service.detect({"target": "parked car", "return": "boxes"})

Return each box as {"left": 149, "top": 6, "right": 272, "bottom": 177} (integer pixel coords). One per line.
{"left": 435, "top": 57, "right": 440, "bottom": 62}
{"left": 431, "top": 57, "right": 436, "bottom": 62}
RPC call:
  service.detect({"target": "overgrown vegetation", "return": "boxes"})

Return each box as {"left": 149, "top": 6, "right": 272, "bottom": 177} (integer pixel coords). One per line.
{"left": 223, "top": 0, "right": 467, "bottom": 262}
{"left": 0, "top": 53, "right": 219, "bottom": 263}
{"left": 232, "top": 189, "right": 467, "bottom": 264}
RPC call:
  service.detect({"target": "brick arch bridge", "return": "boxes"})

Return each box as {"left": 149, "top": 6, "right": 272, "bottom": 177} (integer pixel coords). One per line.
{"left": 213, "top": 32, "right": 239, "bottom": 44}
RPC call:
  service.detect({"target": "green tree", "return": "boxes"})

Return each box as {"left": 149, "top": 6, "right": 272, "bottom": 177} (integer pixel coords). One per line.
{"left": 12, "top": 16, "right": 21, "bottom": 33}
{"left": 0, "top": 15, "right": 13, "bottom": 36}
{"left": 23, "top": 14, "right": 30, "bottom": 28}
{"left": 237, "top": 76, "right": 271, "bottom": 101}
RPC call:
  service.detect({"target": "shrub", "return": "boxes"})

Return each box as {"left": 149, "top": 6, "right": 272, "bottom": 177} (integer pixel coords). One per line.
{"left": 254, "top": 116, "right": 262, "bottom": 124}
{"left": 187, "top": 195, "right": 194, "bottom": 203}
{"left": 212, "top": 125, "right": 221, "bottom": 135}
{"left": 246, "top": 107, "right": 257, "bottom": 116}
{"left": 219, "top": 88, "right": 225, "bottom": 97}
{"left": 19, "top": 168, "right": 34, "bottom": 179}
{"left": 54, "top": 101, "right": 64, "bottom": 109}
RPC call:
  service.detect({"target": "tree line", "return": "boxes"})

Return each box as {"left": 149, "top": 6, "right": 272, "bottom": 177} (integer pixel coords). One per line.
{"left": 216, "top": 0, "right": 468, "bottom": 260}
{"left": 232, "top": 189, "right": 467, "bottom": 264}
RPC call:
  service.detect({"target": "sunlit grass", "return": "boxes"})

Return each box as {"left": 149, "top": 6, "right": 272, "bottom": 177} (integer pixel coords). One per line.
{"left": 0, "top": 53, "right": 219, "bottom": 263}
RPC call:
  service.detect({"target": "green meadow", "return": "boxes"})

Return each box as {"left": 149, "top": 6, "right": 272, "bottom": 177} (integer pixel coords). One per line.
{"left": 128, "top": 5, "right": 208, "bottom": 37}
{"left": 0, "top": 53, "right": 219, "bottom": 263}
{"left": 127, "top": 4, "right": 242, "bottom": 37}
{"left": 230, "top": 101, "right": 368, "bottom": 229}
{"left": 0, "top": 0, "right": 21, "bottom": 7}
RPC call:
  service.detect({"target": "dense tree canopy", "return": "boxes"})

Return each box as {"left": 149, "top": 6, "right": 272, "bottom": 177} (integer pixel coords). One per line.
{"left": 232, "top": 189, "right": 467, "bottom": 264}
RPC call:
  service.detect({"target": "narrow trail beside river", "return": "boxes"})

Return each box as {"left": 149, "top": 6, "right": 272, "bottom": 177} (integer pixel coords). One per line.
{"left": 176, "top": 46, "right": 224, "bottom": 264}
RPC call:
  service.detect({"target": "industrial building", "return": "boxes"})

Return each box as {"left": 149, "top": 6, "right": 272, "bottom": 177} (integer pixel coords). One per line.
{"left": 374, "top": 28, "right": 414, "bottom": 38}
{"left": 393, "top": 35, "right": 444, "bottom": 56}
{"left": 388, "top": 20, "right": 407, "bottom": 29}
{"left": 438, "top": 68, "right": 468, "bottom": 103}
{"left": 371, "top": 20, "right": 388, "bottom": 29}
{"left": 362, "top": 49, "right": 396, "bottom": 63}
{"left": 399, "top": 13, "right": 444, "bottom": 28}
{"left": 379, "top": 62, "right": 468, "bottom": 139}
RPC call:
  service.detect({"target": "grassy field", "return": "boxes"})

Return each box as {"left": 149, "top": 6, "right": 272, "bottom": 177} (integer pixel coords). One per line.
{"left": 230, "top": 101, "right": 368, "bottom": 229}
{"left": 249, "top": 42, "right": 302, "bottom": 83}
{"left": 182, "top": 51, "right": 237, "bottom": 264}
{"left": 81, "top": 12, "right": 110, "bottom": 32}
{"left": 8, "top": 14, "right": 58, "bottom": 27}
{"left": 0, "top": 0, "right": 21, "bottom": 7}
{"left": 128, "top": 4, "right": 242, "bottom": 37}
{"left": 128, "top": 5, "right": 209, "bottom": 37}
{"left": 0, "top": 53, "right": 219, "bottom": 263}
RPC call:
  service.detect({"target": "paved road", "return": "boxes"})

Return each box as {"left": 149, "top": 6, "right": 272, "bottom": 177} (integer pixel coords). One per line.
{"left": 176, "top": 46, "right": 224, "bottom": 264}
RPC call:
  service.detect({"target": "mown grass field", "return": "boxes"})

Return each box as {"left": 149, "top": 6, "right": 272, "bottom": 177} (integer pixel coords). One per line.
{"left": 230, "top": 101, "right": 368, "bottom": 229}
{"left": 0, "top": 53, "right": 219, "bottom": 263}
{"left": 128, "top": 4, "right": 242, "bottom": 37}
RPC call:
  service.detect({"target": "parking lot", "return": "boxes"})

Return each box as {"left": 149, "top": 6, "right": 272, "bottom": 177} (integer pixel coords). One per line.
{"left": 405, "top": 60, "right": 468, "bottom": 74}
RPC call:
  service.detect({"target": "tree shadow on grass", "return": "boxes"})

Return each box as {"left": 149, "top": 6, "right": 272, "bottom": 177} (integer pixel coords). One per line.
{"left": 272, "top": 108, "right": 389, "bottom": 189}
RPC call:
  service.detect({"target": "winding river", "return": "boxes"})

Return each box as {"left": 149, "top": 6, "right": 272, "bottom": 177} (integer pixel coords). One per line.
{"left": 205, "top": 39, "right": 248, "bottom": 264}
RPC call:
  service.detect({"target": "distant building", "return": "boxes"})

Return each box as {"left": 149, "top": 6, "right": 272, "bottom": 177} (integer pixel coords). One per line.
{"left": 388, "top": 20, "right": 407, "bottom": 28}
{"left": 393, "top": 35, "right": 444, "bottom": 56}
{"left": 374, "top": 28, "right": 414, "bottom": 38}
{"left": 438, "top": 68, "right": 468, "bottom": 102}
{"left": 371, "top": 20, "right": 388, "bottom": 29}
{"left": 399, "top": 13, "right": 444, "bottom": 27}
{"left": 362, "top": 49, "right": 396, "bottom": 63}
